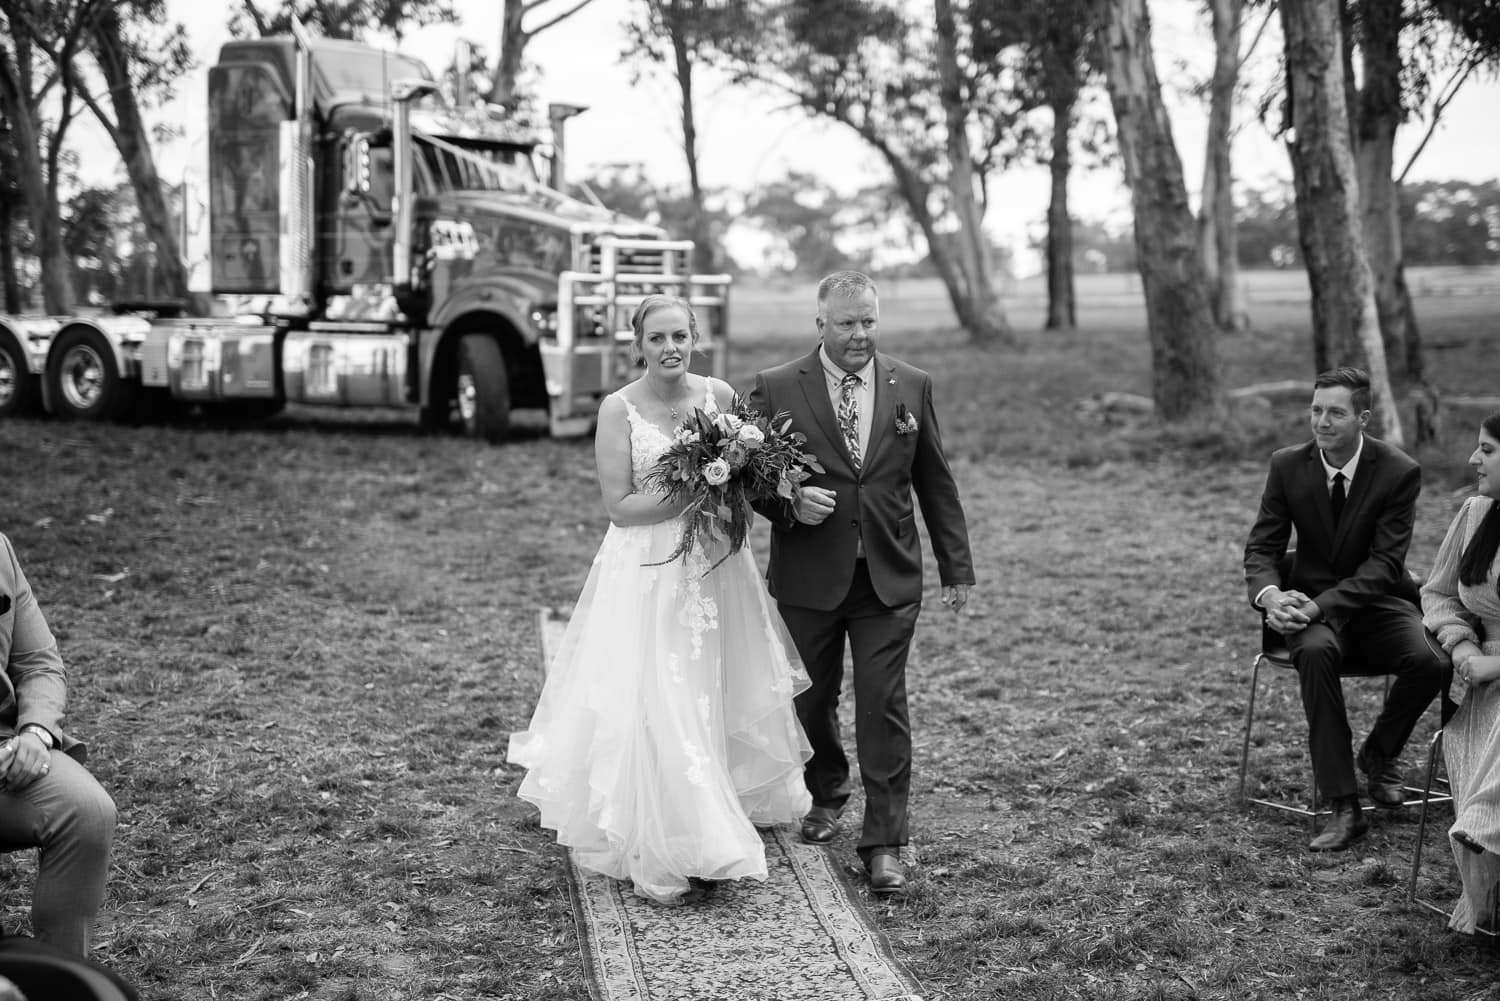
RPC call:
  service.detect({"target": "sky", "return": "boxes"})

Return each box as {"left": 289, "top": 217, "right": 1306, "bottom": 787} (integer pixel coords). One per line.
{"left": 141, "top": 0, "right": 1500, "bottom": 274}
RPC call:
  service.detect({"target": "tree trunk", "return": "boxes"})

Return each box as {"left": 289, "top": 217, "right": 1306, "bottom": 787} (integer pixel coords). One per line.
{"left": 1045, "top": 92, "right": 1077, "bottom": 331}
{"left": 933, "top": 0, "right": 1011, "bottom": 343}
{"left": 668, "top": 7, "right": 715, "bottom": 275}
{"left": 1197, "top": 0, "right": 1247, "bottom": 331}
{"left": 1096, "top": 0, "right": 1223, "bottom": 421}
{"left": 88, "top": 5, "right": 188, "bottom": 301}
{"left": 488, "top": 0, "right": 528, "bottom": 109}
{"left": 0, "top": 193, "right": 20, "bottom": 312}
{"left": 1281, "top": 0, "right": 1402, "bottom": 443}
{"left": 0, "top": 46, "right": 70, "bottom": 314}
{"left": 1352, "top": 0, "right": 1421, "bottom": 387}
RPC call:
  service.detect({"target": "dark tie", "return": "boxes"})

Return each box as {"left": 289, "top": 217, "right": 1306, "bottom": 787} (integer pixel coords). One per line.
{"left": 837, "top": 373, "right": 862, "bottom": 469}
{"left": 1331, "top": 471, "right": 1346, "bottom": 523}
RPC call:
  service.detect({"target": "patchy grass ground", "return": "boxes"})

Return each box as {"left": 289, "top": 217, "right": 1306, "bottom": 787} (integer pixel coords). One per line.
{"left": 1, "top": 268, "right": 1498, "bottom": 1000}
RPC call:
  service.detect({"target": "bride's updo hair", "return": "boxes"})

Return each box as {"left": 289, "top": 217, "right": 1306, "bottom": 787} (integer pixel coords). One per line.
{"left": 630, "top": 294, "right": 699, "bottom": 348}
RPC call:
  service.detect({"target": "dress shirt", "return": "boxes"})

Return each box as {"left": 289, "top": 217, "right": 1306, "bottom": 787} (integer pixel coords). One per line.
{"left": 1319, "top": 435, "right": 1364, "bottom": 496}
{"left": 818, "top": 345, "right": 874, "bottom": 462}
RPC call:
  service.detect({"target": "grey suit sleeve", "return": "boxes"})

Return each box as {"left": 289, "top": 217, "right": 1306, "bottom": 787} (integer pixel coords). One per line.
{"left": 911, "top": 376, "right": 975, "bottom": 586}
{"left": 2, "top": 535, "right": 69, "bottom": 738}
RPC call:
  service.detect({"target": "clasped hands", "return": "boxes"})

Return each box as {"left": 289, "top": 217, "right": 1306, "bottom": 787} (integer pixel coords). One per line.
{"left": 1262, "top": 587, "right": 1321, "bottom": 635}
{"left": 792, "top": 486, "right": 969, "bottom": 613}
{"left": 1453, "top": 642, "right": 1500, "bottom": 686}
{"left": 0, "top": 731, "right": 51, "bottom": 790}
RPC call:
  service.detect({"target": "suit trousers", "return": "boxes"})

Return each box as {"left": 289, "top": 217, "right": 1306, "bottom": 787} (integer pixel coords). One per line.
{"left": 0, "top": 751, "right": 116, "bottom": 955}
{"left": 1287, "top": 602, "right": 1447, "bottom": 800}
{"left": 777, "top": 559, "right": 920, "bottom": 860}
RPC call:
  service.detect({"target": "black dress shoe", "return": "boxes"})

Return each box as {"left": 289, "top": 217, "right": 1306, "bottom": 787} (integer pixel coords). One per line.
{"left": 867, "top": 852, "right": 907, "bottom": 895}
{"left": 1357, "top": 746, "right": 1407, "bottom": 807}
{"left": 800, "top": 806, "right": 841, "bottom": 844}
{"left": 1308, "top": 796, "right": 1370, "bottom": 852}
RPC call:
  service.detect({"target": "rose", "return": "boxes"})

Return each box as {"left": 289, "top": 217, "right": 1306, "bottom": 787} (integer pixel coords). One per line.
{"left": 673, "top": 427, "right": 701, "bottom": 445}
{"left": 723, "top": 441, "right": 750, "bottom": 471}
{"left": 736, "top": 424, "right": 765, "bottom": 448}
{"left": 702, "top": 458, "right": 732, "bottom": 486}
{"left": 715, "top": 413, "right": 744, "bottom": 435}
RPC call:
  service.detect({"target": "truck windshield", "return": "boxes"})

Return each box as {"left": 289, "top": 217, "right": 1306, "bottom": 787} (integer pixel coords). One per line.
{"left": 413, "top": 133, "right": 551, "bottom": 198}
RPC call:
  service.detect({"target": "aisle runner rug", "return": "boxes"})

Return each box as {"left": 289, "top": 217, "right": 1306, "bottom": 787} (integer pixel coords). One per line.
{"left": 535, "top": 610, "right": 923, "bottom": 1001}
{"left": 565, "top": 826, "right": 925, "bottom": 1001}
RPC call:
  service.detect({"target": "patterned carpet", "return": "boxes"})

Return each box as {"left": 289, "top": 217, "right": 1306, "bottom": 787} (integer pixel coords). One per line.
{"left": 535, "top": 608, "right": 924, "bottom": 1001}
{"left": 565, "top": 827, "right": 924, "bottom": 1001}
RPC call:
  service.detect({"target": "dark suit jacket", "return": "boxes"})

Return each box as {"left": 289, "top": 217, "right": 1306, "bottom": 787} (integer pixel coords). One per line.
{"left": 1243, "top": 435, "right": 1421, "bottom": 632}
{"left": 0, "top": 533, "right": 84, "bottom": 761}
{"left": 747, "top": 348, "right": 974, "bottom": 610}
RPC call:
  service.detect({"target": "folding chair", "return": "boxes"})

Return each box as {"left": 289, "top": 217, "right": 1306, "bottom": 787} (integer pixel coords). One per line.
{"left": 1406, "top": 729, "right": 1500, "bottom": 938}
{"left": 1236, "top": 555, "right": 1445, "bottom": 829}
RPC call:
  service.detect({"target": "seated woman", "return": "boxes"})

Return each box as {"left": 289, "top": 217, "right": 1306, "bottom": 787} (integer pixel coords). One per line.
{"left": 1421, "top": 410, "right": 1500, "bottom": 934}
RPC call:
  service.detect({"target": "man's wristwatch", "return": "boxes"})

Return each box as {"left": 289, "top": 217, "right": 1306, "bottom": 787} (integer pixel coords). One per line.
{"left": 20, "top": 725, "right": 54, "bottom": 750}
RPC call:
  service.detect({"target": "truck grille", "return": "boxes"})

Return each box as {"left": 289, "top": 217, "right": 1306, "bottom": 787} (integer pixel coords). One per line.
{"left": 585, "top": 241, "right": 689, "bottom": 276}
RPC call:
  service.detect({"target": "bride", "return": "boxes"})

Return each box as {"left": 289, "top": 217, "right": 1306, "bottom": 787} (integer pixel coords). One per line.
{"left": 507, "top": 294, "right": 812, "bottom": 904}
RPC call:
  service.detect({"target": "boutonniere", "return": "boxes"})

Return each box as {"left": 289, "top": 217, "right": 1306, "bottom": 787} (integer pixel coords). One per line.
{"left": 895, "top": 404, "right": 919, "bottom": 436}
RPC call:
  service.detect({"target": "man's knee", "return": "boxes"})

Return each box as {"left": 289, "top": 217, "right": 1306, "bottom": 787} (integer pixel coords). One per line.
{"left": 1292, "top": 629, "right": 1342, "bottom": 675}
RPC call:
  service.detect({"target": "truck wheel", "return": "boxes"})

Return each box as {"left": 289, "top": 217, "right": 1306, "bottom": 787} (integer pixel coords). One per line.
{"left": 45, "top": 327, "right": 135, "bottom": 421}
{"left": 456, "top": 334, "right": 511, "bottom": 443}
{"left": 0, "top": 330, "right": 39, "bottom": 418}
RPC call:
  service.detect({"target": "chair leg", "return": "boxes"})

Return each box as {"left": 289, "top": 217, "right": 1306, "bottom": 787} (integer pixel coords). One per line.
{"left": 1239, "top": 653, "right": 1265, "bottom": 806}
{"left": 1408, "top": 730, "right": 1447, "bottom": 915}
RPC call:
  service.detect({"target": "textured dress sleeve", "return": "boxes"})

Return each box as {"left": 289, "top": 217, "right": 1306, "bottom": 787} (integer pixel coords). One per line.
{"left": 1421, "top": 497, "right": 1483, "bottom": 653}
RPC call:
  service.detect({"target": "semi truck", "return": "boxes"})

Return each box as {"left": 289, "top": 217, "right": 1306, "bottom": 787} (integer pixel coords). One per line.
{"left": 0, "top": 23, "right": 729, "bottom": 441}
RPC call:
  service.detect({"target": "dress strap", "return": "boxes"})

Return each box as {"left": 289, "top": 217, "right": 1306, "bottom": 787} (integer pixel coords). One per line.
{"left": 703, "top": 379, "right": 720, "bottom": 416}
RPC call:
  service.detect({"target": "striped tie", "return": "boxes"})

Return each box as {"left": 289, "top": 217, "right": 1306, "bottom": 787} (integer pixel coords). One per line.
{"left": 837, "top": 373, "right": 862, "bottom": 469}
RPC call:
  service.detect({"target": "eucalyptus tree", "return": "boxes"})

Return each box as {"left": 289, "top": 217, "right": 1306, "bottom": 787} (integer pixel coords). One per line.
{"left": 487, "top": 0, "right": 598, "bottom": 110}
{"left": 71, "top": 0, "right": 193, "bottom": 301}
{"left": 0, "top": 0, "right": 88, "bottom": 313}
{"left": 1090, "top": 0, "right": 1223, "bottom": 421}
{"left": 712, "top": 0, "right": 1019, "bottom": 344}
{"left": 231, "top": 0, "right": 456, "bottom": 41}
{"left": 1280, "top": 0, "right": 1402, "bottom": 441}
{"left": 623, "top": 0, "right": 755, "bottom": 274}
{"left": 971, "top": 0, "right": 1101, "bottom": 332}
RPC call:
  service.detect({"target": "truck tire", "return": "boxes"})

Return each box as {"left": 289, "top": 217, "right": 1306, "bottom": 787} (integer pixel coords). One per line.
{"left": 45, "top": 326, "right": 136, "bottom": 422}
{"left": 456, "top": 334, "right": 511, "bottom": 443}
{"left": 0, "top": 330, "right": 39, "bottom": 418}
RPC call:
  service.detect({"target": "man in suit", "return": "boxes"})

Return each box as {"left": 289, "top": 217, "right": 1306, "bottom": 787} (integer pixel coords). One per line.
{"left": 748, "top": 270, "right": 975, "bottom": 894}
{"left": 0, "top": 533, "right": 117, "bottom": 954}
{"left": 1244, "top": 367, "right": 1446, "bottom": 851}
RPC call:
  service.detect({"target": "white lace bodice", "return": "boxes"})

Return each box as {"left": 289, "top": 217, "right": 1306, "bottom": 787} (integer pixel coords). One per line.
{"left": 621, "top": 380, "right": 720, "bottom": 488}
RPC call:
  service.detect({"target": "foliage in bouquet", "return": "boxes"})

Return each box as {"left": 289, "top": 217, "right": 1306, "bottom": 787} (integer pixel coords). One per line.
{"left": 640, "top": 400, "right": 824, "bottom": 571}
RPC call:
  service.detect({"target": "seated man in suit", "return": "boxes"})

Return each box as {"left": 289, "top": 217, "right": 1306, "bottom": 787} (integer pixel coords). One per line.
{"left": 0, "top": 533, "right": 117, "bottom": 954}
{"left": 1243, "top": 367, "right": 1447, "bottom": 851}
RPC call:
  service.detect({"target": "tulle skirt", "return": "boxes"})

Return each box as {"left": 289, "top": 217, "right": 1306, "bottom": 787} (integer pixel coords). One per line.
{"left": 507, "top": 518, "right": 812, "bottom": 903}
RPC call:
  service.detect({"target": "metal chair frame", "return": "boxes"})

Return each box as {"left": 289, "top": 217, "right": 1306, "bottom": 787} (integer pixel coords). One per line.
{"left": 1237, "top": 633, "right": 1447, "bottom": 831}
{"left": 1406, "top": 729, "right": 1500, "bottom": 938}
{"left": 1237, "top": 555, "right": 1447, "bottom": 830}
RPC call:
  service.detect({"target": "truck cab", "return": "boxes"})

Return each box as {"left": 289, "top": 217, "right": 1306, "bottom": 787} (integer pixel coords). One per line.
{"left": 0, "top": 26, "right": 728, "bottom": 440}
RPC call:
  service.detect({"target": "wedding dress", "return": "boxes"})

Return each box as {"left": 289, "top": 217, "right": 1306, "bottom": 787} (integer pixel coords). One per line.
{"left": 507, "top": 384, "right": 812, "bottom": 904}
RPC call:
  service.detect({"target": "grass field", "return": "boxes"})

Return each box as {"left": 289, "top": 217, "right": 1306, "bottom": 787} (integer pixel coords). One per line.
{"left": 1, "top": 268, "right": 1498, "bottom": 1000}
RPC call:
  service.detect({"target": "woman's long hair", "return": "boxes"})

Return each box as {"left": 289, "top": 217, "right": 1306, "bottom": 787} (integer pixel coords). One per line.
{"left": 1458, "top": 411, "right": 1500, "bottom": 588}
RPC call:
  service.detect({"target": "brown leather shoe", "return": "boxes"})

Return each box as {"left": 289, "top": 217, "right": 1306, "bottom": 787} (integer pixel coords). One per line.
{"left": 800, "top": 806, "right": 841, "bottom": 844}
{"left": 1308, "top": 796, "right": 1370, "bottom": 852}
{"left": 867, "top": 852, "right": 907, "bottom": 895}
{"left": 1357, "top": 745, "right": 1407, "bottom": 808}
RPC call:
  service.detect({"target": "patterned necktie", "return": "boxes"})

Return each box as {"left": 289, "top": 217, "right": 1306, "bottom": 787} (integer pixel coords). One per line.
{"left": 837, "top": 373, "right": 862, "bottom": 469}
{"left": 1331, "top": 471, "right": 1346, "bottom": 523}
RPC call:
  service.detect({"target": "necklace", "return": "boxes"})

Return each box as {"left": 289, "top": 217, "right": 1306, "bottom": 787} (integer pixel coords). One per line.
{"left": 645, "top": 376, "right": 690, "bottom": 421}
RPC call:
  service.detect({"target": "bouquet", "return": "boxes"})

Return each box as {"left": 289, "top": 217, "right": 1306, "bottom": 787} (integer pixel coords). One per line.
{"left": 640, "top": 399, "right": 824, "bottom": 572}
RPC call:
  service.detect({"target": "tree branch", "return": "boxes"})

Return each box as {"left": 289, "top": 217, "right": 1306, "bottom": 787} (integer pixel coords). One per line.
{"left": 1396, "top": 48, "right": 1480, "bottom": 184}
{"left": 525, "top": 0, "right": 597, "bottom": 38}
